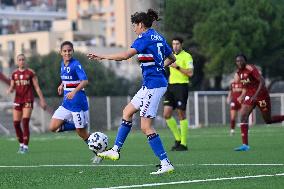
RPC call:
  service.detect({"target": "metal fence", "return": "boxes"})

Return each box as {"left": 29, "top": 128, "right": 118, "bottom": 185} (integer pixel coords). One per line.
{"left": 1, "top": 92, "right": 284, "bottom": 135}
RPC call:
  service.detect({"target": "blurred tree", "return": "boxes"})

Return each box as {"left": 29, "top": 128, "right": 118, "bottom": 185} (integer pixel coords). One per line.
{"left": 164, "top": 0, "right": 216, "bottom": 90}
{"left": 165, "top": 0, "right": 284, "bottom": 89}
{"left": 27, "top": 52, "right": 140, "bottom": 97}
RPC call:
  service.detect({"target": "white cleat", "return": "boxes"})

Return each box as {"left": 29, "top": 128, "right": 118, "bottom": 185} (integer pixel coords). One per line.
{"left": 91, "top": 155, "right": 103, "bottom": 164}
{"left": 150, "top": 163, "right": 174, "bottom": 175}
{"left": 97, "top": 149, "right": 120, "bottom": 161}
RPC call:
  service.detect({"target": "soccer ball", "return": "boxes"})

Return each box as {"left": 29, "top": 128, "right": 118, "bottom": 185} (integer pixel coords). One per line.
{"left": 88, "top": 132, "right": 108, "bottom": 153}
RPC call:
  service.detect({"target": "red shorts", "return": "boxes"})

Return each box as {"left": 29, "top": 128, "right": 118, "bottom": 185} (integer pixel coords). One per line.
{"left": 14, "top": 102, "right": 34, "bottom": 111}
{"left": 230, "top": 99, "right": 241, "bottom": 111}
{"left": 243, "top": 92, "right": 271, "bottom": 112}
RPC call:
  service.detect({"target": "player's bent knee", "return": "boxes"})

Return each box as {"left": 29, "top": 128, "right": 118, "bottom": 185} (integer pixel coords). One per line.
{"left": 49, "top": 125, "right": 57, "bottom": 132}
{"left": 48, "top": 122, "right": 58, "bottom": 132}
{"left": 240, "top": 114, "right": 249, "bottom": 123}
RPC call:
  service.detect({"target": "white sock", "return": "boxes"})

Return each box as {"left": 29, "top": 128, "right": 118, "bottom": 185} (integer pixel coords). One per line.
{"left": 161, "top": 158, "right": 170, "bottom": 166}
{"left": 112, "top": 145, "right": 120, "bottom": 152}
{"left": 20, "top": 143, "right": 24, "bottom": 147}
{"left": 23, "top": 145, "right": 28, "bottom": 149}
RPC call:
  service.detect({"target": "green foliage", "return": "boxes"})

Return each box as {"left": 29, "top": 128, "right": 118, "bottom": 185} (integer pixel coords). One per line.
{"left": 165, "top": 0, "right": 284, "bottom": 88}
{"left": 193, "top": 0, "right": 273, "bottom": 76}
{"left": 27, "top": 52, "right": 61, "bottom": 97}
{"left": 27, "top": 52, "right": 140, "bottom": 97}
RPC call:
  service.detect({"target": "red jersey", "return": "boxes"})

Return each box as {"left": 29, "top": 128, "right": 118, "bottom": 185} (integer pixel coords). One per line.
{"left": 230, "top": 81, "right": 243, "bottom": 100}
{"left": 237, "top": 64, "right": 268, "bottom": 96}
{"left": 11, "top": 69, "right": 35, "bottom": 103}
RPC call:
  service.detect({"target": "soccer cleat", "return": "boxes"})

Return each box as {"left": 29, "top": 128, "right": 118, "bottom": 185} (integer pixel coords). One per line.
{"left": 234, "top": 144, "right": 250, "bottom": 151}
{"left": 19, "top": 147, "right": 29, "bottom": 154}
{"left": 230, "top": 129, "right": 235, "bottom": 136}
{"left": 91, "top": 155, "right": 103, "bottom": 164}
{"left": 150, "top": 162, "right": 174, "bottom": 175}
{"left": 97, "top": 149, "right": 120, "bottom": 161}
{"left": 171, "top": 140, "right": 181, "bottom": 151}
{"left": 175, "top": 144, "right": 188, "bottom": 151}
{"left": 17, "top": 146, "right": 23, "bottom": 154}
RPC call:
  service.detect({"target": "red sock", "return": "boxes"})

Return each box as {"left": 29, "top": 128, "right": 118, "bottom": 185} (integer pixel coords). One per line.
{"left": 22, "top": 118, "right": 30, "bottom": 145}
{"left": 240, "top": 123, "right": 248, "bottom": 145}
{"left": 230, "top": 120, "right": 236, "bottom": 130}
{"left": 13, "top": 121, "right": 23, "bottom": 144}
{"left": 271, "top": 115, "right": 284, "bottom": 123}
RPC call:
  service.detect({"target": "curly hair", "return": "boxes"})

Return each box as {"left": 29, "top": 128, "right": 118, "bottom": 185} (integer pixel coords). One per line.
{"left": 131, "top": 9, "right": 160, "bottom": 28}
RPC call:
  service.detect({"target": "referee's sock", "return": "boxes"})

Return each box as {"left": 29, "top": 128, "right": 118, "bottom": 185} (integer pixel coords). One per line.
{"left": 166, "top": 117, "right": 181, "bottom": 142}
{"left": 180, "top": 119, "right": 188, "bottom": 146}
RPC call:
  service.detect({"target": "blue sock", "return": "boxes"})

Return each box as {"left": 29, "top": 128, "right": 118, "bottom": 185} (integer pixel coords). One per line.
{"left": 114, "top": 119, "right": 132, "bottom": 148}
{"left": 58, "top": 121, "right": 76, "bottom": 132}
{"left": 148, "top": 133, "right": 167, "bottom": 160}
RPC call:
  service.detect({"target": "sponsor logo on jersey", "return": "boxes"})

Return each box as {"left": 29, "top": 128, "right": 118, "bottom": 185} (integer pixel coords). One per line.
{"left": 240, "top": 78, "right": 250, "bottom": 84}
{"left": 61, "top": 75, "right": 73, "bottom": 80}
{"left": 151, "top": 34, "right": 162, "bottom": 41}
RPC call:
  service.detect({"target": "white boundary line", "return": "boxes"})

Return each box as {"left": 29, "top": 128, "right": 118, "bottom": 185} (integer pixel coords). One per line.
{"left": 0, "top": 163, "right": 283, "bottom": 168}
{"left": 0, "top": 164, "right": 153, "bottom": 168}
{"left": 199, "top": 163, "right": 284, "bottom": 166}
{"left": 93, "top": 173, "right": 284, "bottom": 189}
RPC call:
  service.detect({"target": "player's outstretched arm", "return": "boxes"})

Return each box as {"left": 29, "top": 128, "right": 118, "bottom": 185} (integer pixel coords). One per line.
{"left": 6, "top": 79, "right": 15, "bottom": 94}
{"left": 57, "top": 83, "right": 63, "bottom": 95}
{"left": 87, "top": 48, "right": 137, "bottom": 61}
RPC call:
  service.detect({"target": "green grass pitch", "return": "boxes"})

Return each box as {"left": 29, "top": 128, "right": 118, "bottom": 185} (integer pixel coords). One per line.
{"left": 1, "top": 125, "right": 284, "bottom": 189}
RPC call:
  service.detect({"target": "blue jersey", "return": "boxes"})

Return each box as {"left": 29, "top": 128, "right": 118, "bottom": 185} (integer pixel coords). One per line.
{"left": 131, "top": 28, "right": 172, "bottom": 89}
{"left": 60, "top": 58, "right": 88, "bottom": 112}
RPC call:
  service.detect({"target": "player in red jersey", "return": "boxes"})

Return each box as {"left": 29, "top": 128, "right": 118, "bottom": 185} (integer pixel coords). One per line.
{"left": 234, "top": 54, "right": 284, "bottom": 151}
{"left": 227, "top": 74, "right": 243, "bottom": 136}
{"left": 7, "top": 54, "right": 47, "bottom": 154}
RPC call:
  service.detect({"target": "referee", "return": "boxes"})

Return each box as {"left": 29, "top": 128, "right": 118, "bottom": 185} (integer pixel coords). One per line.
{"left": 163, "top": 37, "right": 193, "bottom": 151}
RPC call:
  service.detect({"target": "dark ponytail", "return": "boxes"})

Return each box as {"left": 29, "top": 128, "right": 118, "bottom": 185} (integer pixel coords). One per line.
{"left": 131, "top": 9, "right": 160, "bottom": 28}
{"left": 147, "top": 9, "right": 159, "bottom": 23}
{"left": 235, "top": 53, "right": 247, "bottom": 62}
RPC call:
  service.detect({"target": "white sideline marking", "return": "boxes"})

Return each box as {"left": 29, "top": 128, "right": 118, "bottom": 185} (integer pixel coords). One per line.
{"left": 199, "top": 163, "right": 284, "bottom": 166}
{"left": 93, "top": 173, "right": 284, "bottom": 189}
{"left": 0, "top": 163, "right": 283, "bottom": 168}
{"left": 0, "top": 164, "right": 153, "bottom": 168}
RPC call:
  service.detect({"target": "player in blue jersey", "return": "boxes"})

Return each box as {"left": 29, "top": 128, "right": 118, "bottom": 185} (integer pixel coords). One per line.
{"left": 88, "top": 9, "right": 176, "bottom": 174}
{"left": 49, "top": 41, "right": 101, "bottom": 163}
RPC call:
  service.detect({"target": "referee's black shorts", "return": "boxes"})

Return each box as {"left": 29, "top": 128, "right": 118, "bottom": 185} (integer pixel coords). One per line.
{"left": 163, "top": 84, "right": 189, "bottom": 110}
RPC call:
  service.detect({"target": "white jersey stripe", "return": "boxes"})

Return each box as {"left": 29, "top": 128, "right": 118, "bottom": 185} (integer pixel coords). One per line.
{"left": 138, "top": 54, "right": 154, "bottom": 58}
{"left": 62, "top": 80, "right": 81, "bottom": 84}
{"left": 64, "top": 88, "right": 85, "bottom": 91}
{"left": 140, "top": 62, "right": 155, "bottom": 66}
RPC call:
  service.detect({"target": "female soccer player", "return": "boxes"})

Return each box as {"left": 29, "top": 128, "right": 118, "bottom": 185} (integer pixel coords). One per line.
{"left": 49, "top": 41, "right": 100, "bottom": 161}
{"left": 227, "top": 74, "right": 243, "bottom": 136}
{"left": 88, "top": 9, "right": 176, "bottom": 174}
{"left": 234, "top": 54, "right": 284, "bottom": 151}
{"left": 7, "top": 54, "right": 47, "bottom": 154}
